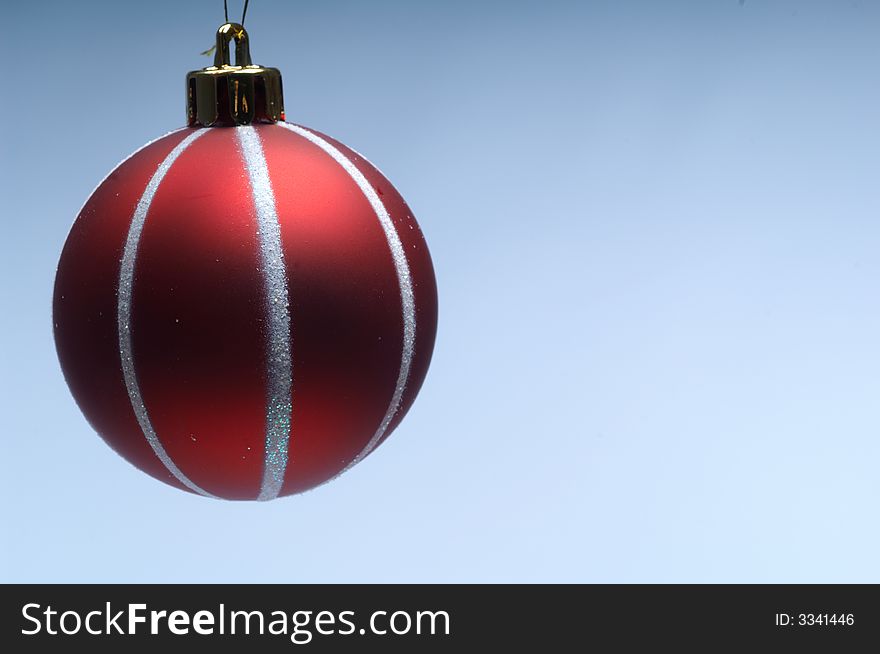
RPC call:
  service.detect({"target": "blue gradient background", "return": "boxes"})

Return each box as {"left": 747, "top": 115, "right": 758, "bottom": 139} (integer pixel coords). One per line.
{"left": 3, "top": 0, "right": 880, "bottom": 582}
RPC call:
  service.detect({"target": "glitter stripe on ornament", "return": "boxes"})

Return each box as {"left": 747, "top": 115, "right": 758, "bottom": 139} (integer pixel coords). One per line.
{"left": 71, "top": 128, "right": 190, "bottom": 231}
{"left": 279, "top": 122, "right": 416, "bottom": 477}
{"left": 117, "top": 128, "right": 217, "bottom": 498}
{"left": 236, "top": 126, "right": 294, "bottom": 502}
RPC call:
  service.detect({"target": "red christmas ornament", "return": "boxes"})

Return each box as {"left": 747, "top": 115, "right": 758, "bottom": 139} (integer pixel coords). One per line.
{"left": 53, "top": 23, "right": 437, "bottom": 500}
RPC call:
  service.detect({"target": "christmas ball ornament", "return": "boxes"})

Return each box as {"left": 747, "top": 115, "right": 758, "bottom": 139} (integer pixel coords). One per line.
{"left": 53, "top": 22, "right": 437, "bottom": 500}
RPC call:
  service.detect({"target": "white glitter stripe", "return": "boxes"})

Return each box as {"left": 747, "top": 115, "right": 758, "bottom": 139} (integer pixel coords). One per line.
{"left": 237, "top": 126, "right": 293, "bottom": 501}
{"left": 279, "top": 122, "right": 416, "bottom": 478}
{"left": 117, "top": 129, "right": 217, "bottom": 498}
{"left": 71, "top": 128, "right": 190, "bottom": 232}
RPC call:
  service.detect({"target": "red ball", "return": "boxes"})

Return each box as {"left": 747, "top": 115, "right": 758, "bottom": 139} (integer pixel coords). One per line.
{"left": 54, "top": 123, "right": 438, "bottom": 500}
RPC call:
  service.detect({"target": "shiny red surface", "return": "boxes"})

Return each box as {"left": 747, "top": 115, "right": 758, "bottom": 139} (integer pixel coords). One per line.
{"left": 54, "top": 130, "right": 191, "bottom": 492}
{"left": 314, "top": 131, "right": 438, "bottom": 450}
{"left": 53, "top": 124, "right": 438, "bottom": 499}
{"left": 132, "top": 128, "right": 269, "bottom": 499}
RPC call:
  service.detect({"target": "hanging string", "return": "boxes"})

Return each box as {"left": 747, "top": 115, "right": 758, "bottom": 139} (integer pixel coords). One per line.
{"left": 223, "top": 1, "right": 249, "bottom": 26}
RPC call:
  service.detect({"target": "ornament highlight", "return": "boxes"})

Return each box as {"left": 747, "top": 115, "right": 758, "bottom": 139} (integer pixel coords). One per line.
{"left": 53, "top": 23, "right": 437, "bottom": 500}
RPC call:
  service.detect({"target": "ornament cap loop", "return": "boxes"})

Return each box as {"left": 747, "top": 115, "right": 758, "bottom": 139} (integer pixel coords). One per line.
{"left": 186, "top": 23, "right": 285, "bottom": 127}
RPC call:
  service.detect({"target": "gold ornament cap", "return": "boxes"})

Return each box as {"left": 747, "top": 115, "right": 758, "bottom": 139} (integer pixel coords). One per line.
{"left": 186, "top": 23, "right": 284, "bottom": 127}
